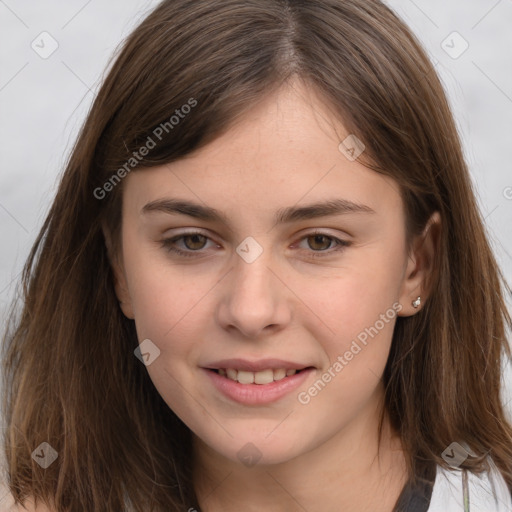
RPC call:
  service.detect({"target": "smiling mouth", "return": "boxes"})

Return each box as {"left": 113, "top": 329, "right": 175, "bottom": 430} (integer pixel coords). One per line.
{"left": 208, "top": 367, "right": 313, "bottom": 385}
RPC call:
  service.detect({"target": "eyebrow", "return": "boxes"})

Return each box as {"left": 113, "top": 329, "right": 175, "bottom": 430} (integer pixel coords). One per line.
{"left": 141, "top": 197, "right": 375, "bottom": 226}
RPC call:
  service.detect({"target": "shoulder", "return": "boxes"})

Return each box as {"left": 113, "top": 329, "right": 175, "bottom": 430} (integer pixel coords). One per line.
{"left": 428, "top": 457, "right": 512, "bottom": 511}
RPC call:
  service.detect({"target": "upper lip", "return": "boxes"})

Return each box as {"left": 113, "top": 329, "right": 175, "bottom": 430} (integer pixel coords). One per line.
{"left": 203, "top": 358, "right": 313, "bottom": 372}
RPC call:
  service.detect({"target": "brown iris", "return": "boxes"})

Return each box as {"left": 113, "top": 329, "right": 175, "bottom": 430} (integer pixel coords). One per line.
{"left": 182, "top": 234, "right": 208, "bottom": 250}
{"left": 306, "top": 234, "right": 332, "bottom": 251}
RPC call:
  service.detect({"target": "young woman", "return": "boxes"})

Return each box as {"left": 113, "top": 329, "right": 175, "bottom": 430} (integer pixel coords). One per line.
{"left": 2, "top": 0, "right": 511, "bottom": 511}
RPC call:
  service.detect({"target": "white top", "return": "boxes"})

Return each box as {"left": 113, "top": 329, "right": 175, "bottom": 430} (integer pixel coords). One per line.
{"left": 428, "top": 458, "right": 512, "bottom": 511}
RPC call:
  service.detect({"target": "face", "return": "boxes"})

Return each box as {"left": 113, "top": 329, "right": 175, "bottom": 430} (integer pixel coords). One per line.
{"left": 111, "top": 80, "right": 428, "bottom": 468}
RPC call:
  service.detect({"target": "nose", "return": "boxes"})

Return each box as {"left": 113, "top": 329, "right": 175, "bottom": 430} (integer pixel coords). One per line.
{"left": 216, "top": 246, "right": 292, "bottom": 339}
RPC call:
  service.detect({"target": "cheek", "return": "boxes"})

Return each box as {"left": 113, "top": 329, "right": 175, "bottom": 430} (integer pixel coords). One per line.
{"left": 294, "top": 249, "right": 404, "bottom": 392}
{"left": 123, "top": 254, "right": 213, "bottom": 423}
{"left": 130, "top": 276, "right": 202, "bottom": 338}
{"left": 121, "top": 233, "right": 214, "bottom": 339}
{"left": 300, "top": 253, "right": 403, "bottom": 339}
{"left": 295, "top": 273, "right": 400, "bottom": 417}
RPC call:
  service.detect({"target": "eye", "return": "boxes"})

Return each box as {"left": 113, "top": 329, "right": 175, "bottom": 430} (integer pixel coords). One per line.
{"left": 160, "top": 230, "right": 351, "bottom": 259}
{"left": 160, "top": 231, "right": 216, "bottom": 258}
{"left": 295, "top": 231, "right": 351, "bottom": 259}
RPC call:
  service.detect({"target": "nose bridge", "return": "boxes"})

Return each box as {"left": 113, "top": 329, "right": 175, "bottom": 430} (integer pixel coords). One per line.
{"left": 217, "top": 235, "right": 290, "bottom": 337}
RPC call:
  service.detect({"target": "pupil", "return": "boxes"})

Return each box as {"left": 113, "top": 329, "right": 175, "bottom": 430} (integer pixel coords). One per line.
{"left": 185, "top": 234, "right": 206, "bottom": 250}
{"left": 310, "top": 235, "right": 329, "bottom": 251}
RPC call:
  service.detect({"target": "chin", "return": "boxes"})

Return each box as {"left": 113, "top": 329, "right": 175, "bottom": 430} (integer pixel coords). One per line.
{"left": 210, "top": 432, "right": 306, "bottom": 468}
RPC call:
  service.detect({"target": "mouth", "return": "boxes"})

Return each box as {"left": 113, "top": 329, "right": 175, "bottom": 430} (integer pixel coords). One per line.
{"left": 207, "top": 367, "right": 314, "bottom": 385}
{"left": 202, "top": 365, "right": 316, "bottom": 405}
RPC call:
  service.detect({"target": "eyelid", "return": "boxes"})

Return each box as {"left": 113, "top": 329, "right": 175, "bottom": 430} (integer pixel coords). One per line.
{"left": 159, "top": 229, "right": 217, "bottom": 258}
{"left": 292, "top": 230, "right": 351, "bottom": 258}
{"left": 160, "top": 228, "right": 351, "bottom": 258}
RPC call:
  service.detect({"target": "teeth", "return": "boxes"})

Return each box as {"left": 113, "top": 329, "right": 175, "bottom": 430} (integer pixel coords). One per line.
{"left": 237, "top": 370, "right": 254, "bottom": 384}
{"left": 273, "top": 368, "right": 287, "bottom": 380}
{"left": 254, "top": 369, "right": 273, "bottom": 384}
{"left": 217, "top": 368, "right": 299, "bottom": 384}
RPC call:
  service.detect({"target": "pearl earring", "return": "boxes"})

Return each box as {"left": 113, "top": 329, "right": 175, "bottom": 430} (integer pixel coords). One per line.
{"left": 412, "top": 296, "right": 421, "bottom": 308}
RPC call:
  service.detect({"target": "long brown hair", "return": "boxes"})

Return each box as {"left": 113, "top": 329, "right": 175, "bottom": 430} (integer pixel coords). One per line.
{"left": 2, "top": 0, "right": 511, "bottom": 510}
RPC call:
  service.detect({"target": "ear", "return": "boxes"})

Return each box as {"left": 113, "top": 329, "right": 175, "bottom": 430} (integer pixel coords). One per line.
{"left": 397, "top": 211, "right": 441, "bottom": 317}
{"left": 102, "top": 223, "right": 135, "bottom": 320}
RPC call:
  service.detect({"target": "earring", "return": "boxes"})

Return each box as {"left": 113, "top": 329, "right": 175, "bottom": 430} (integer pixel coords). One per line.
{"left": 412, "top": 296, "right": 421, "bottom": 309}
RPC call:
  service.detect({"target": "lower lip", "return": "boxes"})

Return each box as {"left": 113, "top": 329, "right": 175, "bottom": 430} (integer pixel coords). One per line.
{"left": 202, "top": 367, "right": 315, "bottom": 405}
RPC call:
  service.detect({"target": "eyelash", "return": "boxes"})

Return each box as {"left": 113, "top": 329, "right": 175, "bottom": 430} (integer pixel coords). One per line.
{"left": 160, "top": 230, "right": 351, "bottom": 259}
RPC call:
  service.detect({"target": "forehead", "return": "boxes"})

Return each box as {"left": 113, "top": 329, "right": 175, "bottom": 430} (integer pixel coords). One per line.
{"left": 123, "top": 81, "right": 403, "bottom": 225}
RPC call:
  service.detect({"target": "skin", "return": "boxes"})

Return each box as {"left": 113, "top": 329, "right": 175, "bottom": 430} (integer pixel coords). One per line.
{"left": 107, "top": 78, "right": 440, "bottom": 512}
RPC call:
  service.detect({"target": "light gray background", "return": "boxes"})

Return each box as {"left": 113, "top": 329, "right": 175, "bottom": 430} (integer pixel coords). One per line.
{"left": 0, "top": 0, "right": 511, "bottom": 442}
